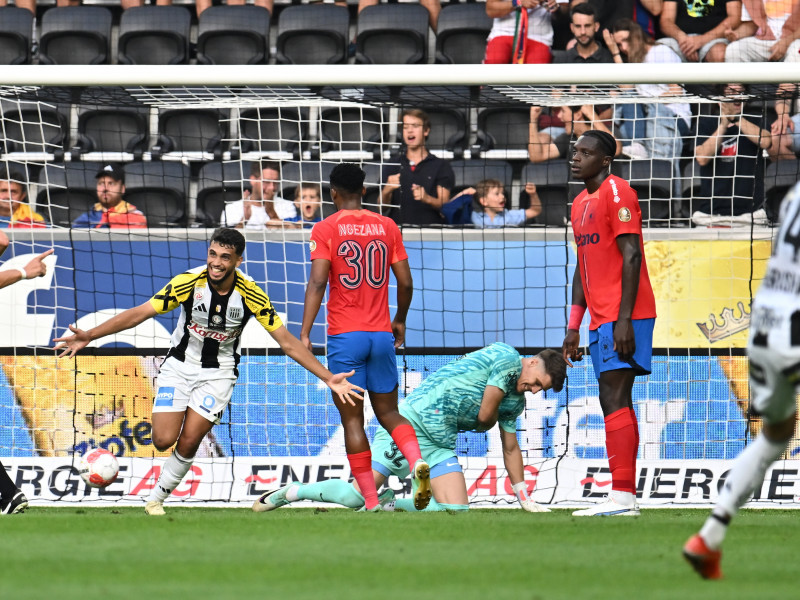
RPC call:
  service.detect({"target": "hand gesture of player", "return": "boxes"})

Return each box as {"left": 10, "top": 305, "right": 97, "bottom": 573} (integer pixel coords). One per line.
{"left": 22, "top": 248, "right": 54, "bottom": 279}
{"left": 53, "top": 324, "right": 92, "bottom": 358}
{"left": 325, "top": 370, "right": 365, "bottom": 406}
{"left": 411, "top": 183, "right": 426, "bottom": 202}
{"left": 561, "top": 329, "right": 584, "bottom": 367}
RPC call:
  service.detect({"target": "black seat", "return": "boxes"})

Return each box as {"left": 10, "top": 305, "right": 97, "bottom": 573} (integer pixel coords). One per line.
{"left": 196, "top": 161, "right": 250, "bottom": 227}
{"left": 356, "top": 4, "right": 429, "bottom": 64}
{"left": 0, "top": 7, "right": 33, "bottom": 65}
{"left": 319, "top": 107, "right": 386, "bottom": 160}
{"left": 39, "top": 7, "right": 112, "bottom": 65}
{"left": 118, "top": 6, "right": 192, "bottom": 65}
{"left": 614, "top": 159, "right": 675, "bottom": 225}
{"left": 123, "top": 161, "right": 189, "bottom": 227}
{"left": 1, "top": 106, "right": 68, "bottom": 159}
{"left": 450, "top": 159, "right": 513, "bottom": 191}
{"left": 72, "top": 106, "right": 149, "bottom": 159}
{"left": 520, "top": 160, "right": 571, "bottom": 226}
{"left": 238, "top": 107, "right": 307, "bottom": 160}
{"left": 36, "top": 162, "right": 102, "bottom": 227}
{"left": 764, "top": 159, "right": 800, "bottom": 221}
{"left": 276, "top": 5, "right": 349, "bottom": 65}
{"left": 196, "top": 5, "right": 271, "bottom": 65}
{"left": 476, "top": 107, "right": 531, "bottom": 160}
{"left": 435, "top": 3, "right": 491, "bottom": 64}
{"left": 153, "top": 109, "right": 226, "bottom": 161}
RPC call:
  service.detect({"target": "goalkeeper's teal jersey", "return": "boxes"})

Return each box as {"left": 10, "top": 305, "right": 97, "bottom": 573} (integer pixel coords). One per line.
{"left": 404, "top": 343, "right": 524, "bottom": 448}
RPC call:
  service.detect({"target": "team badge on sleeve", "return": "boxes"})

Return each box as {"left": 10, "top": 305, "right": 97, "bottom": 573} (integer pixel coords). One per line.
{"left": 618, "top": 207, "right": 631, "bottom": 222}
{"left": 309, "top": 240, "right": 316, "bottom": 252}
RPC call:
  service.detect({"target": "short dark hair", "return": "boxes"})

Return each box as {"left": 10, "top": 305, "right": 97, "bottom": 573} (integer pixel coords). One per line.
{"left": 581, "top": 129, "right": 617, "bottom": 159}
{"left": 295, "top": 181, "right": 321, "bottom": 200}
{"left": 570, "top": 2, "right": 596, "bottom": 21}
{"left": 329, "top": 163, "right": 365, "bottom": 195}
{"left": 210, "top": 227, "right": 246, "bottom": 256}
{"left": 0, "top": 167, "right": 28, "bottom": 201}
{"left": 250, "top": 161, "right": 281, "bottom": 179}
{"left": 537, "top": 348, "right": 567, "bottom": 393}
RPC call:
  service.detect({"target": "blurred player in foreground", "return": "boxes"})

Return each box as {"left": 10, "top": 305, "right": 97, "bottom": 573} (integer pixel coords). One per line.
{"left": 684, "top": 182, "right": 800, "bottom": 579}
{"left": 0, "top": 230, "right": 52, "bottom": 514}
{"left": 253, "top": 343, "right": 567, "bottom": 513}
{"left": 562, "top": 130, "right": 657, "bottom": 517}
{"left": 298, "top": 163, "right": 430, "bottom": 511}
{"left": 54, "top": 228, "right": 363, "bottom": 516}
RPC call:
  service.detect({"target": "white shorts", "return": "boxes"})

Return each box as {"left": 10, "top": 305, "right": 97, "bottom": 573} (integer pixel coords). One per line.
{"left": 747, "top": 303, "right": 800, "bottom": 424}
{"left": 153, "top": 357, "right": 237, "bottom": 424}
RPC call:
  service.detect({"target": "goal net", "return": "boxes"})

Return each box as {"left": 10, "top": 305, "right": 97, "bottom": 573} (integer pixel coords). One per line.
{"left": 0, "top": 63, "right": 795, "bottom": 508}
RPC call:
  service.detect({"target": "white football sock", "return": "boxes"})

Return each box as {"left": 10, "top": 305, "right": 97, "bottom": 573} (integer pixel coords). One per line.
{"left": 701, "top": 434, "right": 787, "bottom": 550}
{"left": 148, "top": 450, "right": 193, "bottom": 503}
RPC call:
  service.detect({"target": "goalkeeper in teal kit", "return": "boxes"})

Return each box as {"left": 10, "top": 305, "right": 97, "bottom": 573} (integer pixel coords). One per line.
{"left": 253, "top": 343, "right": 567, "bottom": 512}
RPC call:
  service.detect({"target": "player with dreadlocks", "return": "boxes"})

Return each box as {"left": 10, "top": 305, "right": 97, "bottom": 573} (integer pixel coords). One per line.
{"left": 561, "top": 129, "right": 657, "bottom": 517}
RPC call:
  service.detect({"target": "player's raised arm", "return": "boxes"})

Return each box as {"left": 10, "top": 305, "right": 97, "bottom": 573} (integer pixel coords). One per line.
{"left": 268, "top": 324, "right": 364, "bottom": 405}
{"left": 53, "top": 301, "right": 157, "bottom": 357}
{"left": 0, "top": 248, "right": 54, "bottom": 289}
{"left": 500, "top": 428, "right": 551, "bottom": 513}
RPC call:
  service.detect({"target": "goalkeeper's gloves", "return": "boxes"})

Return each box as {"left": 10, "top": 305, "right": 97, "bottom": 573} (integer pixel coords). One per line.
{"left": 512, "top": 481, "right": 551, "bottom": 513}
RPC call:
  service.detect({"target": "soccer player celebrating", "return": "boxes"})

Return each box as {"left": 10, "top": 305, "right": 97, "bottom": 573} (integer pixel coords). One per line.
{"left": 295, "top": 162, "right": 430, "bottom": 512}
{"left": 562, "top": 130, "right": 656, "bottom": 517}
{"left": 253, "top": 343, "right": 566, "bottom": 513}
{"left": 0, "top": 230, "right": 52, "bottom": 514}
{"left": 54, "top": 228, "right": 363, "bottom": 516}
{"left": 684, "top": 182, "right": 800, "bottom": 579}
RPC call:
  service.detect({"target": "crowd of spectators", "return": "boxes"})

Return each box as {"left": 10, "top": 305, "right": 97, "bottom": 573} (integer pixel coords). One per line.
{"left": 1, "top": 0, "right": 799, "bottom": 229}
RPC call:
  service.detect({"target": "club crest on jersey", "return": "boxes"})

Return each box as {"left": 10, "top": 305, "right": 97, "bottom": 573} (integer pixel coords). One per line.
{"left": 195, "top": 291, "right": 203, "bottom": 300}
{"left": 211, "top": 315, "right": 223, "bottom": 326}
{"left": 309, "top": 240, "right": 316, "bottom": 252}
{"left": 618, "top": 207, "right": 631, "bottom": 222}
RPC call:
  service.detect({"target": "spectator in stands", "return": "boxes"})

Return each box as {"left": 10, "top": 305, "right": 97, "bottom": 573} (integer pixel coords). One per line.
{"left": 358, "top": 0, "right": 441, "bottom": 30}
{"left": 381, "top": 109, "right": 455, "bottom": 226}
{"left": 221, "top": 161, "right": 297, "bottom": 230}
{"left": 634, "top": 0, "right": 664, "bottom": 38}
{"left": 692, "top": 84, "right": 771, "bottom": 224}
{"left": 724, "top": 0, "right": 800, "bottom": 62}
{"left": 452, "top": 179, "right": 542, "bottom": 228}
{"left": 528, "top": 104, "right": 622, "bottom": 163}
{"left": 0, "top": 168, "right": 46, "bottom": 229}
{"left": 569, "top": 0, "right": 635, "bottom": 32}
{"left": 196, "top": 0, "right": 267, "bottom": 19}
{"left": 72, "top": 164, "right": 146, "bottom": 229}
{"left": 285, "top": 182, "right": 323, "bottom": 228}
{"left": 555, "top": 2, "right": 614, "bottom": 62}
{"left": 658, "top": 0, "right": 741, "bottom": 62}
{"left": 485, "top": 0, "right": 569, "bottom": 64}
{"left": 768, "top": 83, "right": 800, "bottom": 161}
{"left": 607, "top": 19, "right": 692, "bottom": 167}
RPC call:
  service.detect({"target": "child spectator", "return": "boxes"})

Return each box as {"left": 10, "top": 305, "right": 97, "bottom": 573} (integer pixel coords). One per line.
{"left": 456, "top": 179, "right": 542, "bottom": 228}
{"left": 286, "top": 182, "right": 323, "bottom": 228}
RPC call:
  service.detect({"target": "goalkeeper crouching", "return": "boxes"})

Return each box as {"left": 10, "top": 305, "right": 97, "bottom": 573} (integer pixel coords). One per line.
{"left": 253, "top": 343, "right": 566, "bottom": 513}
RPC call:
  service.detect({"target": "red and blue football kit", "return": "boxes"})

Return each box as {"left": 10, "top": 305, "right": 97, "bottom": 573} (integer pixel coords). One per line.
{"left": 310, "top": 209, "right": 407, "bottom": 336}
{"left": 570, "top": 174, "right": 656, "bottom": 330}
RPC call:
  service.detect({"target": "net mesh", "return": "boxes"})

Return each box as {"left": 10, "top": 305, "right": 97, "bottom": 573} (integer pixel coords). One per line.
{"left": 0, "top": 75, "right": 795, "bottom": 507}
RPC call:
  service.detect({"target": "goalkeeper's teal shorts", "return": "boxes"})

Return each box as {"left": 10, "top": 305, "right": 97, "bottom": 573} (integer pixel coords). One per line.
{"left": 371, "top": 406, "right": 462, "bottom": 480}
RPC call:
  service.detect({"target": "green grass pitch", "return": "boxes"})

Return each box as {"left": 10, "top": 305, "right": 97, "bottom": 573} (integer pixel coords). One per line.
{"left": 2, "top": 507, "right": 797, "bottom": 600}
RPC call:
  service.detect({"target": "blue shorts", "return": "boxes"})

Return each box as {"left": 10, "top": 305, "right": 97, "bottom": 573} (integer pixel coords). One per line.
{"left": 588, "top": 318, "right": 654, "bottom": 379}
{"left": 327, "top": 331, "right": 398, "bottom": 394}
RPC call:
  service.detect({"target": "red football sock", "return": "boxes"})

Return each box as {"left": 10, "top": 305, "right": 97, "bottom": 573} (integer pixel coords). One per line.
{"left": 389, "top": 423, "right": 422, "bottom": 466}
{"left": 604, "top": 408, "right": 638, "bottom": 495}
{"left": 629, "top": 407, "right": 640, "bottom": 462}
{"left": 347, "top": 450, "right": 378, "bottom": 509}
